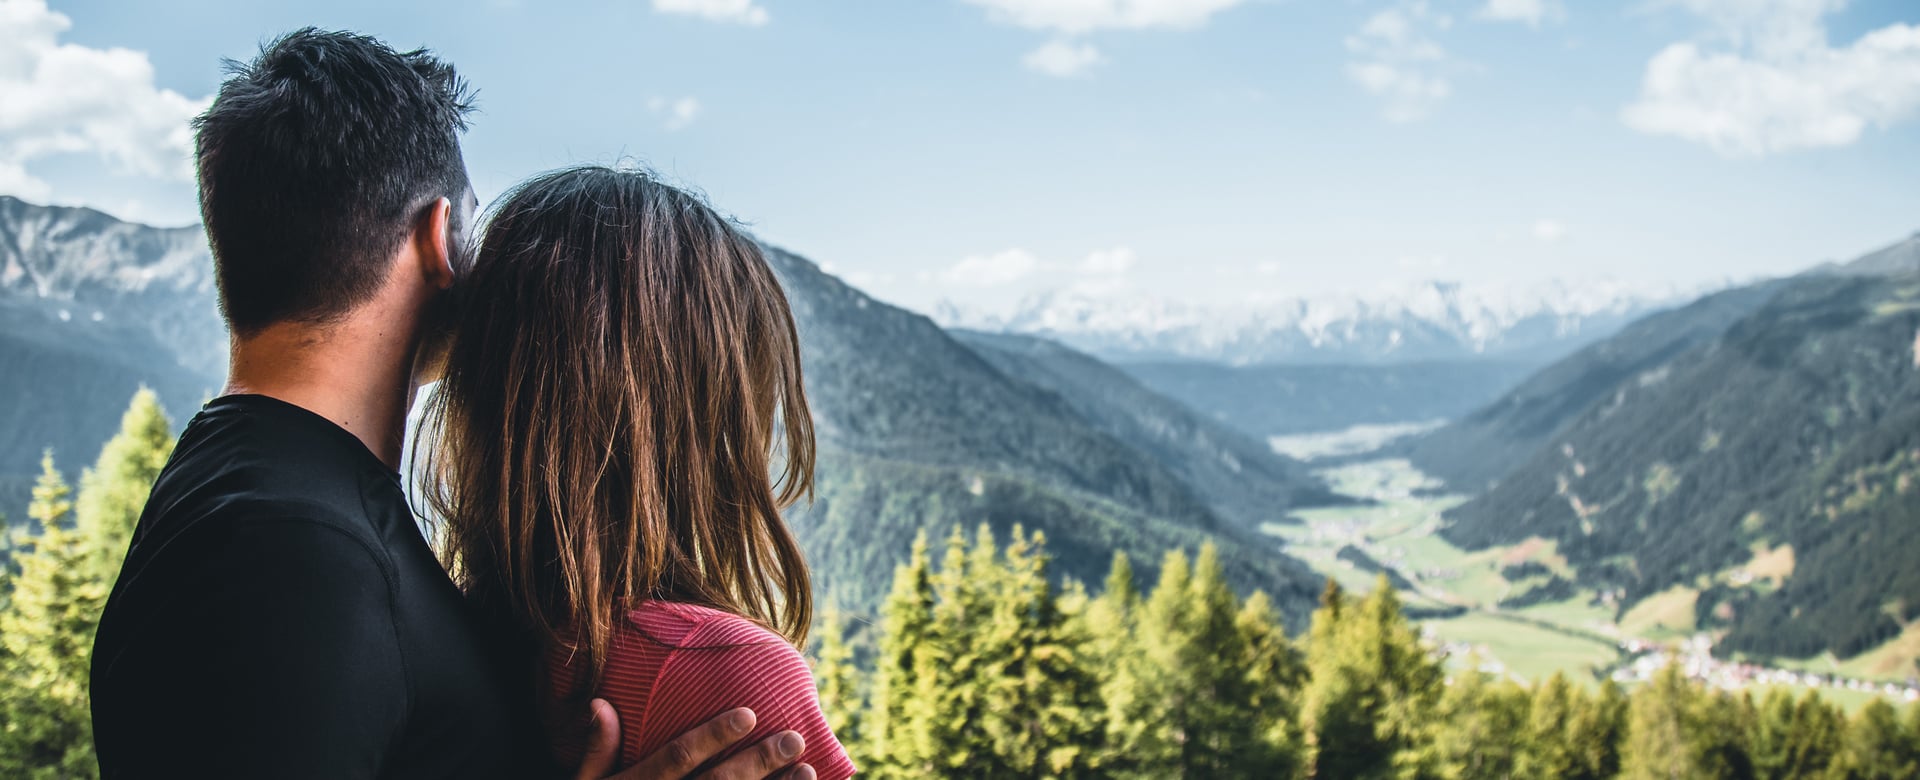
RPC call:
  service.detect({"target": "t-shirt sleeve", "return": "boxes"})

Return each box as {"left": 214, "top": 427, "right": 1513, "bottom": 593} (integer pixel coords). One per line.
{"left": 99, "top": 517, "right": 410, "bottom": 778}
{"left": 648, "top": 630, "right": 857, "bottom": 780}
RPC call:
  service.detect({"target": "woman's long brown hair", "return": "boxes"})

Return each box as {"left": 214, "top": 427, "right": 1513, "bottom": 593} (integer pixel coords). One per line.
{"left": 421, "top": 165, "right": 815, "bottom": 683}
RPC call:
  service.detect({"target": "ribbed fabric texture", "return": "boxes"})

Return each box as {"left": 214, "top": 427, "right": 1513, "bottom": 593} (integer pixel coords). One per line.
{"left": 545, "top": 601, "right": 856, "bottom": 779}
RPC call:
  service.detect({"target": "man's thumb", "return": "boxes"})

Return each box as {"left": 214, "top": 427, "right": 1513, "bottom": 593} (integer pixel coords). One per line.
{"left": 573, "top": 698, "right": 621, "bottom": 780}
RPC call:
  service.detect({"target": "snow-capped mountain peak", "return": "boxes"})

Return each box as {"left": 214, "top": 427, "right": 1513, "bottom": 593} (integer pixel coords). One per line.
{"left": 935, "top": 277, "right": 1718, "bottom": 365}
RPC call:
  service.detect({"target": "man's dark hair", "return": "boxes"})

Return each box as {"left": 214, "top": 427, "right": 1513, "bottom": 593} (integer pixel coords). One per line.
{"left": 195, "top": 28, "right": 475, "bottom": 334}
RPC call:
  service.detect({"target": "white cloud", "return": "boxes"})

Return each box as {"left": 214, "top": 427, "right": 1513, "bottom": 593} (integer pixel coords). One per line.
{"left": 941, "top": 248, "right": 1041, "bottom": 287}
{"left": 1024, "top": 39, "right": 1103, "bottom": 77}
{"left": 961, "top": 0, "right": 1247, "bottom": 35}
{"left": 0, "top": 0, "right": 207, "bottom": 202}
{"left": 1078, "top": 247, "right": 1135, "bottom": 275}
{"left": 1346, "top": 2, "right": 1454, "bottom": 123}
{"left": 1622, "top": 0, "right": 1920, "bottom": 156}
{"left": 651, "top": 0, "right": 769, "bottom": 26}
{"left": 647, "top": 96, "right": 702, "bottom": 131}
{"left": 1478, "top": 0, "right": 1562, "bottom": 28}
{"left": 1533, "top": 218, "right": 1567, "bottom": 242}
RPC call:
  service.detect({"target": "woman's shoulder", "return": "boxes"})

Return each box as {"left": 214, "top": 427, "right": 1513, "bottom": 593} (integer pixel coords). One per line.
{"left": 626, "top": 601, "right": 792, "bottom": 652}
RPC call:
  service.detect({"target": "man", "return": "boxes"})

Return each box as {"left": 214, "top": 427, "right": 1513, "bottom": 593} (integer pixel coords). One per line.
{"left": 89, "top": 29, "right": 814, "bottom": 780}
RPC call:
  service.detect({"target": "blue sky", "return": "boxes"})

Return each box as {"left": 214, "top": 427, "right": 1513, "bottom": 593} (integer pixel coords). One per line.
{"left": 4, "top": 0, "right": 1919, "bottom": 314}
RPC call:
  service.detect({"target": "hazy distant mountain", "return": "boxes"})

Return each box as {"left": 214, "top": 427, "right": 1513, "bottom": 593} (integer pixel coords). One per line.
{"left": 1119, "top": 359, "right": 1541, "bottom": 440}
{"left": 0, "top": 196, "right": 224, "bottom": 512}
{"left": 0, "top": 198, "right": 1335, "bottom": 622}
{"left": 936, "top": 278, "right": 1708, "bottom": 366}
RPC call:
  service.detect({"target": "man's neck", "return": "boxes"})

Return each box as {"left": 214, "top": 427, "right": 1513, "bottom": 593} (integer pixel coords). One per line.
{"left": 224, "top": 315, "right": 419, "bottom": 470}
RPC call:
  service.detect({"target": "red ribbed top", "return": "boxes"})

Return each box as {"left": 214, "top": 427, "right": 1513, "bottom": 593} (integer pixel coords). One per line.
{"left": 544, "top": 601, "right": 855, "bottom": 779}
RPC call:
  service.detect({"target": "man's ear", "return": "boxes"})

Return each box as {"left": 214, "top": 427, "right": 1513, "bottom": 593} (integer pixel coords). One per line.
{"left": 414, "top": 197, "right": 457, "bottom": 291}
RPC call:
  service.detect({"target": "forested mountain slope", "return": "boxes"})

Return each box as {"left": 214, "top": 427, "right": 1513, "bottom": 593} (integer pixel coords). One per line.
{"left": 766, "top": 247, "right": 1333, "bottom": 617}
{"left": 1440, "top": 271, "right": 1920, "bottom": 661}
{"left": 949, "top": 329, "right": 1343, "bottom": 529}
{"left": 1396, "top": 283, "right": 1788, "bottom": 491}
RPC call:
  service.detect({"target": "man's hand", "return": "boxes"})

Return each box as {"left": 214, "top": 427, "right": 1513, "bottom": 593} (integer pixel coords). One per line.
{"left": 574, "top": 699, "right": 814, "bottom": 780}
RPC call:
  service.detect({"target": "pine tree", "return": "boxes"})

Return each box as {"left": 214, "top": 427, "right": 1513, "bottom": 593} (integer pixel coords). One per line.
{"left": 1303, "top": 575, "right": 1443, "bottom": 780}
{"left": 1567, "top": 678, "right": 1628, "bottom": 780}
{"left": 1689, "top": 683, "right": 1755, "bottom": 779}
{"left": 74, "top": 388, "right": 173, "bottom": 583}
{"left": 1116, "top": 548, "right": 1196, "bottom": 776}
{"left": 1427, "top": 661, "right": 1530, "bottom": 780}
{"left": 1620, "top": 663, "right": 1753, "bottom": 780}
{"left": 1088, "top": 551, "right": 1148, "bottom": 776}
{"left": 1748, "top": 688, "right": 1794, "bottom": 779}
{"left": 864, "top": 531, "right": 935, "bottom": 777}
{"left": 1621, "top": 663, "right": 1694, "bottom": 780}
{"left": 1235, "top": 589, "right": 1305, "bottom": 778}
{"left": 0, "top": 453, "right": 101, "bottom": 779}
{"left": 1832, "top": 698, "right": 1920, "bottom": 780}
{"left": 918, "top": 525, "right": 989, "bottom": 773}
{"left": 1517, "top": 672, "right": 1580, "bottom": 779}
{"left": 812, "top": 604, "right": 864, "bottom": 757}
{"left": 972, "top": 527, "right": 1104, "bottom": 778}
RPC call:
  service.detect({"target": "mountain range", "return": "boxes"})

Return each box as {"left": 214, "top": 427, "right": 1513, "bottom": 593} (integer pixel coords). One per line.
{"left": 936, "top": 278, "right": 1709, "bottom": 366}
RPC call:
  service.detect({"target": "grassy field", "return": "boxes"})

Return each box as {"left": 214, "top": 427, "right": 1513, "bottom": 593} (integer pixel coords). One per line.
{"left": 1424, "top": 611, "right": 1620, "bottom": 683}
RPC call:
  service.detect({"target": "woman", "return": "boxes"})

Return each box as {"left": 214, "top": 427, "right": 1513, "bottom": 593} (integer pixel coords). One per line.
{"left": 422, "top": 166, "right": 855, "bottom": 779}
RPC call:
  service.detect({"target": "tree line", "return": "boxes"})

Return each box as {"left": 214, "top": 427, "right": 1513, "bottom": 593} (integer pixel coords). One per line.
{"left": 2, "top": 391, "right": 1919, "bottom": 778}
{"left": 816, "top": 524, "right": 1920, "bottom": 779}
{"left": 1, "top": 390, "right": 172, "bottom": 779}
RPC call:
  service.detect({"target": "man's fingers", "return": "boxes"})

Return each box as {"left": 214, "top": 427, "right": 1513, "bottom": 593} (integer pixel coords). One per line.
{"left": 775, "top": 763, "right": 817, "bottom": 780}
{"left": 612, "top": 708, "right": 758, "bottom": 780}
{"left": 574, "top": 699, "right": 621, "bottom": 780}
{"left": 700, "top": 730, "right": 806, "bottom": 780}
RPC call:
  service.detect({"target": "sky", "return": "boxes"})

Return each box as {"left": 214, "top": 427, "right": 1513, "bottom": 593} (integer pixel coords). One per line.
{"left": 3, "top": 0, "right": 1919, "bottom": 315}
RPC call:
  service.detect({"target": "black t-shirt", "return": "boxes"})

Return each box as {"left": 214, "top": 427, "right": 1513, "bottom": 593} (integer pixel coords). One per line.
{"left": 91, "top": 394, "right": 543, "bottom": 779}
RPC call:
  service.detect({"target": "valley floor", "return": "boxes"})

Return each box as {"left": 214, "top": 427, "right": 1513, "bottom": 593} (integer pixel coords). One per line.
{"left": 1264, "top": 454, "right": 1920, "bottom": 711}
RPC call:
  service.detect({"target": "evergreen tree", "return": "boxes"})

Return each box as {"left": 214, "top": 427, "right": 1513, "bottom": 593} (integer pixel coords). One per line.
{"left": 1427, "top": 662, "right": 1529, "bottom": 780}
{"left": 916, "top": 525, "right": 985, "bottom": 774}
{"left": 1114, "top": 548, "right": 1195, "bottom": 775}
{"left": 812, "top": 604, "right": 864, "bottom": 755}
{"left": 1235, "top": 589, "right": 1305, "bottom": 778}
{"left": 1088, "top": 551, "right": 1150, "bottom": 776}
{"left": 1690, "top": 685, "right": 1754, "bottom": 779}
{"left": 73, "top": 388, "right": 173, "bottom": 583}
{"left": 1832, "top": 698, "right": 1920, "bottom": 780}
{"left": 1621, "top": 664, "right": 1695, "bottom": 780}
{"left": 1620, "top": 663, "right": 1752, "bottom": 780}
{"left": 1303, "top": 575, "right": 1443, "bottom": 780}
{"left": 1749, "top": 688, "right": 1843, "bottom": 779}
{"left": 864, "top": 531, "right": 935, "bottom": 777}
{"left": 971, "top": 527, "right": 1104, "bottom": 778}
{"left": 0, "top": 454, "right": 100, "bottom": 779}
{"left": 1567, "top": 679, "right": 1628, "bottom": 780}
{"left": 1516, "top": 672, "right": 1580, "bottom": 779}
